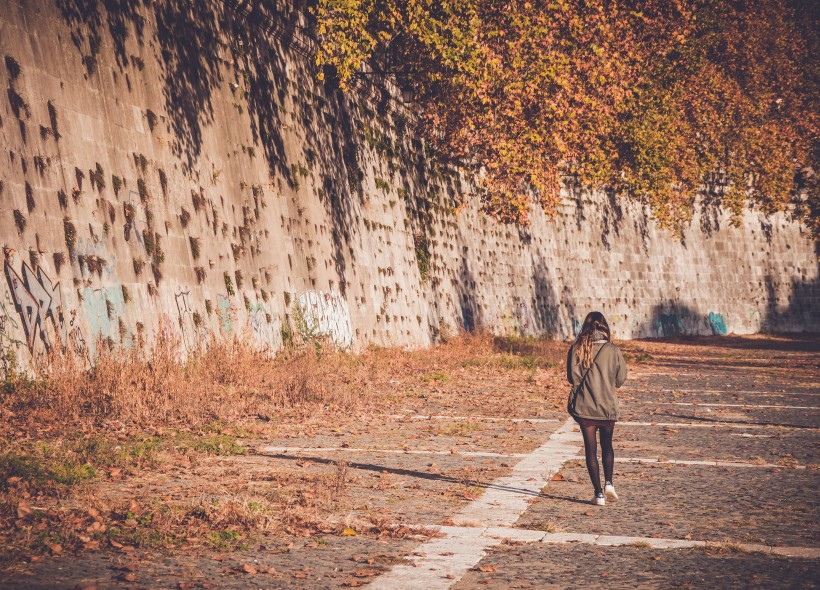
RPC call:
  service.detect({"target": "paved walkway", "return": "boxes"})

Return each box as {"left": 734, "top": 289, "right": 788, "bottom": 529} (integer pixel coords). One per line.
{"left": 370, "top": 345, "right": 820, "bottom": 589}
{"left": 249, "top": 341, "right": 819, "bottom": 589}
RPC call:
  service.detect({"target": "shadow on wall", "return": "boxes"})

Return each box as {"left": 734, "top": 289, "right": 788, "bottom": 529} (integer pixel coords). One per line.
{"left": 54, "top": 0, "right": 308, "bottom": 175}
{"left": 638, "top": 263, "right": 820, "bottom": 340}
{"left": 457, "top": 255, "right": 478, "bottom": 332}
{"left": 638, "top": 302, "right": 730, "bottom": 339}
{"left": 600, "top": 189, "right": 624, "bottom": 252}
{"left": 51, "top": 0, "right": 371, "bottom": 300}
{"left": 761, "top": 259, "right": 820, "bottom": 333}
{"left": 226, "top": 3, "right": 365, "bottom": 297}
{"left": 446, "top": 251, "right": 569, "bottom": 339}
{"left": 531, "top": 254, "right": 573, "bottom": 338}
{"left": 56, "top": 0, "right": 147, "bottom": 75}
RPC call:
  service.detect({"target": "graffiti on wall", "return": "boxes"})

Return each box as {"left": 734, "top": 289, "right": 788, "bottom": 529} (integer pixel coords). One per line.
{"left": 708, "top": 312, "right": 727, "bottom": 335}
{"left": 248, "top": 302, "right": 283, "bottom": 350}
{"left": 175, "top": 289, "right": 207, "bottom": 351}
{"left": 0, "top": 286, "right": 26, "bottom": 373}
{"left": 296, "top": 290, "right": 354, "bottom": 349}
{"left": 656, "top": 312, "right": 685, "bottom": 337}
{"left": 516, "top": 301, "right": 538, "bottom": 336}
{"left": 2, "top": 258, "right": 89, "bottom": 368}
{"left": 216, "top": 294, "right": 238, "bottom": 335}
{"left": 66, "top": 311, "right": 89, "bottom": 361}
{"left": 4, "top": 261, "right": 68, "bottom": 353}
{"left": 82, "top": 284, "right": 134, "bottom": 354}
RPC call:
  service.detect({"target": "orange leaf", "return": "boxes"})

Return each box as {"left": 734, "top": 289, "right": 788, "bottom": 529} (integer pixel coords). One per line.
{"left": 16, "top": 500, "right": 32, "bottom": 519}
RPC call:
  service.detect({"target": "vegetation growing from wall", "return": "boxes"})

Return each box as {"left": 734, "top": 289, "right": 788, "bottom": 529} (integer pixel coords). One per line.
{"left": 314, "top": 0, "right": 819, "bottom": 236}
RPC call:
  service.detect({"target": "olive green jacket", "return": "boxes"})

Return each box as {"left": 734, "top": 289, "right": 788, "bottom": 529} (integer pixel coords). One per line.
{"left": 566, "top": 341, "right": 628, "bottom": 421}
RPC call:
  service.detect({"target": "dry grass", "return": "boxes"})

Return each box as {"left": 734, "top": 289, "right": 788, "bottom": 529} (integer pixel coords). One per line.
{"left": 531, "top": 519, "right": 565, "bottom": 533}
{"left": 0, "top": 331, "right": 569, "bottom": 571}
{"left": 1, "top": 331, "right": 566, "bottom": 431}
{"left": 700, "top": 541, "right": 757, "bottom": 555}
{"left": 2, "top": 338, "right": 366, "bottom": 428}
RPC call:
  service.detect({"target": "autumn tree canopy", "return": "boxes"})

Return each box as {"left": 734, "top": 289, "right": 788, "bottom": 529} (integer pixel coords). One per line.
{"left": 312, "top": 0, "right": 818, "bottom": 236}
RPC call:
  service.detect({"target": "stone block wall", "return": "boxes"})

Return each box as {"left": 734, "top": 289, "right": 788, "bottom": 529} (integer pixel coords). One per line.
{"left": 0, "top": 0, "right": 817, "bottom": 371}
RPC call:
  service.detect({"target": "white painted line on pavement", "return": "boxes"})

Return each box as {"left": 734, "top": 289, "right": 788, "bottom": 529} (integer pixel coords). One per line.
{"left": 394, "top": 525, "right": 820, "bottom": 560}
{"left": 619, "top": 421, "right": 819, "bottom": 430}
{"left": 384, "top": 414, "right": 561, "bottom": 424}
{"left": 261, "top": 446, "right": 527, "bottom": 458}
{"left": 452, "top": 418, "right": 580, "bottom": 528}
{"left": 638, "top": 401, "right": 819, "bottom": 410}
{"left": 369, "top": 418, "right": 581, "bottom": 590}
{"left": 616, "top": 457, "right": 806, "bottom": 469}
{"left": 533, "top": 530, "right": 820, "bottom": 558}
{"left": 653, "top": 388, "right": 820, "bottom": 396}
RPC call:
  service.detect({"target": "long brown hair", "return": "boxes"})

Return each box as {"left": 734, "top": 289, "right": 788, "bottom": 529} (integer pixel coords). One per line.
{"left": 574, "top": 311, "right": 611, "bottom": 369}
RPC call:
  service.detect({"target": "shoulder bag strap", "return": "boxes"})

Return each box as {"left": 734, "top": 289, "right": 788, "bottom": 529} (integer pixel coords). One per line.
{"left": 577, "top": 342, "right": 608, "bottom": 388}
{"left": 568, "top": 342, "right": 609, "bottom": 413}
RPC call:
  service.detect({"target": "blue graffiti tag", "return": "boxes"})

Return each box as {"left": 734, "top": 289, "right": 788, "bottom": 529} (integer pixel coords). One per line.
{"left": 708, "top": 312, "right": 727, "bottom": 335}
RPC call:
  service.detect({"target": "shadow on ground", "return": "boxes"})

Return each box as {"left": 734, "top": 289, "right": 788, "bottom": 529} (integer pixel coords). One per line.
{"left": 263, "top": 452, "right": 588, "bottom": 504}
{"left": 629, "top": 333, "right": 820, "bottom": 353}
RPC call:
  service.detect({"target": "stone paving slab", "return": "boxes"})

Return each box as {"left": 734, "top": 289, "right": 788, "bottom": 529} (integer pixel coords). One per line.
{"left": 517, "top": 462, "right": 819, "bottom": 547}
{"left": 620, "top": 405, "right": 820, "bottom": 429}
{"left": 452, "top": 542, "right": 819, "bottom": 589}
{"left": 616, "top": 424, "right": 820, "bottom": 465}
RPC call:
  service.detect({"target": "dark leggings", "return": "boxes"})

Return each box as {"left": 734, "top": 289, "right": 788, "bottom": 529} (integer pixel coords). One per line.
{"left": 579, "top": 422, "right": 615, "bottom": 495}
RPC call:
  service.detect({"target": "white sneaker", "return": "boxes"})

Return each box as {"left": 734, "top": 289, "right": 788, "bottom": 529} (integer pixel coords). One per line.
{"left": 604, "top": 483, "right": 618, "bottom": 502}
{"left": 592, "top": 492, "right": 606, "bottom": 506}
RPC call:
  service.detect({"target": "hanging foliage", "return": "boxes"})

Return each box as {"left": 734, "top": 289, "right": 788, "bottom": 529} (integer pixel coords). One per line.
{"left": 313, "top": 0, "right": 818, "bottom": 236}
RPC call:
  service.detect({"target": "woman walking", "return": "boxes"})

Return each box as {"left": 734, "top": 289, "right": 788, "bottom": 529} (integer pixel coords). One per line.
{"left": 566, "top": 312, "right": 628, "bottom": 505}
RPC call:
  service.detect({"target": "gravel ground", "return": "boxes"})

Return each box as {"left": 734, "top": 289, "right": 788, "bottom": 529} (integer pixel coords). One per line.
{"left": 453, "top": 543, "right": 819, "bottom": 589}
{"left": 517, "top": 461, "right": 819, "bottom": 546}
{"left": 617, "top": 423, "right": 820, "bottom": 465}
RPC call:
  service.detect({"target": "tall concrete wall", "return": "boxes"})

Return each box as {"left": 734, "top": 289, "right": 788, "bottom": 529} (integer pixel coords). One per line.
{"left": 0, "top": 0, "right": 817, "bottom": 370}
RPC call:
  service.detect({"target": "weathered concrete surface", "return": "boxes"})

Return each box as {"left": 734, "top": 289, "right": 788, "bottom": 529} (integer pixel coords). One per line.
{"left": 0, "top": 0, "right": 817, "bottom": 369}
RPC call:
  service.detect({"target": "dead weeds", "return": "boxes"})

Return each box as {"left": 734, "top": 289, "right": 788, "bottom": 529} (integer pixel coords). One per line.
{"left": 0, "top": 332, "right": 570, "bottom": 572}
